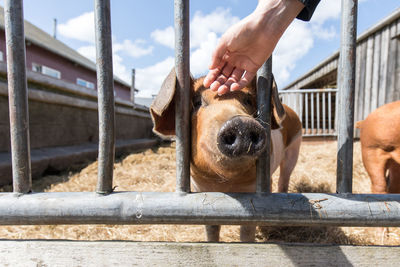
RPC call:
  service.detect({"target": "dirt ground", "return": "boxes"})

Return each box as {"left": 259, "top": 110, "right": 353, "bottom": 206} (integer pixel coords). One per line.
{"left": 1, "top": 140, "right": 399, "bottom": 245}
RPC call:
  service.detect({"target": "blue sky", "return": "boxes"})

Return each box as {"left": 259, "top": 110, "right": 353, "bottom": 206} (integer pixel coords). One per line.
{"left": 2, "top": 0, "right": 399, "bottom": 97}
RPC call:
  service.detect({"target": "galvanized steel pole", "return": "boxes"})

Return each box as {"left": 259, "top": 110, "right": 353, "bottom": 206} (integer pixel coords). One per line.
{"left": 336, "top": 0, "right": 358, "bottom": 193}
{"left": 94, "top": 0, "right": 115, "bottom": 194}
{"left": 174, "top": 0, "right": 191, "bottom": 193}
{"left": 4, "top": 0, "right": 32, "bottom": 193}
{"left": 0, "top": 192, "right": 400, "bottom": 226}
{"left": 256, "top": 58, "right": 272, "bottom": 193}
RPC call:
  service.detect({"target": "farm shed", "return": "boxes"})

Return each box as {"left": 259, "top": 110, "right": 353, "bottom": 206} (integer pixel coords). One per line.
{"left": 0, "top": 7, "right": 157, "bottom": 185}
{"left": 282, "top": 8, "right": 400, "bottom": 137}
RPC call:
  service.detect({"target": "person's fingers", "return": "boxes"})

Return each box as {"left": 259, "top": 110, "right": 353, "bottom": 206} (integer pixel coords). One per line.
{"left": 223, "top": 77, "right": 236, "bottom": 91}
{"left": 212, "top": 67, "right": 244, "bottom": 95}
{"left": 221, "top": 64, "right": 234, "bottom": 78}
{"left": 210, "top": 73, "right": 229, "bottom": 91}
{"left": 217, "top": 85, "right": 230, "bottom": 96}
{"left": 229, "top": 68, "right": 244, "bottom": 83}
{"left": 203, "top": 68, "right": 221, "bottom": 88}
{"left": 230, "top": 71, "right": 256, "bottom": 91}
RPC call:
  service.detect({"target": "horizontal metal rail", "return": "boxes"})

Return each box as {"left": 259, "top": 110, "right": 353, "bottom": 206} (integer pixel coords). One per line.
{"left": 279, "top": 88, "right": 337, "bottom": 94}
{"left": 1, "top": 192, "right": 400, "bottom": 226}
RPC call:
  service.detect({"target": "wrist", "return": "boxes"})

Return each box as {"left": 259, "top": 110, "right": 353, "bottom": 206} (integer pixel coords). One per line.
{"left": 254, "top": 0, "right": 305, "bottom": 37}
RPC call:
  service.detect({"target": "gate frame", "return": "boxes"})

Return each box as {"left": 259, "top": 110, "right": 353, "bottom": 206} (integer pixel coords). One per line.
{"left": 2, "top": 0, "right": 400, "bottom": 264}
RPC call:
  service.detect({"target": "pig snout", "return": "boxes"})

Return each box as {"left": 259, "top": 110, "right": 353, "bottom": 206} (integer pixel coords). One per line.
{"left": 217, "top": 116, "right": 267, "bottom": 157}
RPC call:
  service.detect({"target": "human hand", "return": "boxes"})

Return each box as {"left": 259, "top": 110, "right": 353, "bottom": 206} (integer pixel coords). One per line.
{"left": 203, "top": 0, "right": 304, "bottom": 95}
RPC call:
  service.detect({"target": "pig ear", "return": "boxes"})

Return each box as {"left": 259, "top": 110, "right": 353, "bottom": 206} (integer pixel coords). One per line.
{"left": 150, "top": 68, "right": 177, "bottom": 138}
{"left": 270, "top": 75, "right": 286, "bottom": 129}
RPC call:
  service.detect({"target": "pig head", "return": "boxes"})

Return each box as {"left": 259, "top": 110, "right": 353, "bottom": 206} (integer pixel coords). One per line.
{"left": 150, "top": 68, "right": 289, "bottom": 193}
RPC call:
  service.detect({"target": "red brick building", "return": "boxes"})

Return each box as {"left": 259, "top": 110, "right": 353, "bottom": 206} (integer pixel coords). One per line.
{"left": 0, "top": 6, "right": 134, "bottom": 101}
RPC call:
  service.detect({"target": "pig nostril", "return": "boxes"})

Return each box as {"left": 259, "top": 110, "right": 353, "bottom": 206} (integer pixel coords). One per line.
{"left": 249, "top": 132, "right": 259, "bottom": 144}
{"left": 223, "top": 133, "right": 236, "bottom": 145}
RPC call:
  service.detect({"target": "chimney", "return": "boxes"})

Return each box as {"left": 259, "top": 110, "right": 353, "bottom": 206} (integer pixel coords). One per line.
{"left": 53, "top": 18, "right": 57, "bottom": 39}
{"left": 131, "top": 68, "right": 136, "bottom": 108}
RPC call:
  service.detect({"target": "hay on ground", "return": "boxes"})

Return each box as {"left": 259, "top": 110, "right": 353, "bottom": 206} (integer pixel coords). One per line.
{"left": 0, "top": 141, "right": 399, "bottom": 245}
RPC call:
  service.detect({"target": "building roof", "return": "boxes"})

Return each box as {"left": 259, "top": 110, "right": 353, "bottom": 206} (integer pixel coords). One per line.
{"left": 135, "top": 97, "right": 154, "bottom": 108}
{"left": 0, "top": 6, "right": 131, "bottom": 88}
{"left": 283, "top": 7, "right": 400, "bottom": 90}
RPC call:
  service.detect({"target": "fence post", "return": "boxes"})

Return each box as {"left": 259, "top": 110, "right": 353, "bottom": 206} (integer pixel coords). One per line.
{"left": 336, "top": 0, "right": 358, "bottom": 193}
{"left": 256, "top": 57, "right": 272, "bottom": 193}
{"left": 131, "top": 68, "right": 136, "bottom": 108}
{"left": 174, "top": 0, "right": 191, "bottom": 193}
{"left": 4, "top": 0, "right": 32, "bottom": 193}
{"left": 94, "top": 0, "right": 115, "bottom": 194}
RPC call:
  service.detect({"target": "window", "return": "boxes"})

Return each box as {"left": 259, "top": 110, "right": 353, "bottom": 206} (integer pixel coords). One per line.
{"left": 32, "top": 63, "right": 61, "bottom": 79}
{"left": 77, "top": 78, "right": 95, "bottom": 89}
{"left": 0, "top": 51, "right": 3, "bottom": 62}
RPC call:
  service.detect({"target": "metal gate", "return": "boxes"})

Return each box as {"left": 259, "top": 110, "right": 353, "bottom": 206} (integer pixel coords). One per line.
{"left": 280, "top": 89, "right": 338, "bottom": 137}
{"left": 2, "top": 0, "right": 400, "bottom": 228}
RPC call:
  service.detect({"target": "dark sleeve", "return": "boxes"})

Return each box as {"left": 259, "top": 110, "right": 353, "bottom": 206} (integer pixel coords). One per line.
{"left": 296, "top": 0, "right": 320, "bottom": 21}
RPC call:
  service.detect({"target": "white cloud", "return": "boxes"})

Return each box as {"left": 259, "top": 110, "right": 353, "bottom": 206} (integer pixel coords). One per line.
{"left": 139, "top": 7, "right": 239, "bottom": 96}
{"left": 273, "top": 21, "right": 314, "bottom": 84}
{"left": 77, "top": 45, "right": 96, "bottom": 62}
{"left": 151, "top": 26, "right": 174, "bottom": 49}
{"left": 59, "top": 12, "right": 95, "bottom": 43}
{"left": 190, "top": 32, "right": 219, "bottom": 76}
{"left": 310, "top": 1, "right": 341, "bottom": 25}
{"left": 113, "top": 39, "right": 154, "bottom": 58}
{"left": 190, "top": 8, "right": 239, "bottom": 48}
{"left": 61, "top": 11, "right": 154, "bottom": 85}
{"left": 151, "top": 8, "right": 239, "bottom": 49}
{"left": 135, "top": 57, "right": 175, "bottom": 97}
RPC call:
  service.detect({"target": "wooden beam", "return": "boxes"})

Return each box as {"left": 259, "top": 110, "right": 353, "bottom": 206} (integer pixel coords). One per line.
{"left": 0, "top": 240, "right": 398, "bottom": 266}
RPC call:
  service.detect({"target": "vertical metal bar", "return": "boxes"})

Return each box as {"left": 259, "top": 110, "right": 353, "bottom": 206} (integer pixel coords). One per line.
{"left": 316, "top": 93, "right": 320, "bottom": 135}
{"left": 311, "top": 92, "right": 314, "bottom": 135}
{"left": 322, "top": 92, "right": 326, "bottom": 134}
{"left": 5, "top": 0, "right": 32, "bottom": 193}
{"left": 94, "top": 0, "right": 115, "bottom": 194}
{"left": 336, "top": 0, "right": 358, "bottom": 193}
{"left": 131, "top": 68, "right": 136, "bottom": 108}
{"left": 328, "top": 92, "right": 332, "bottom": 133}
{"left": 174, "top": 0, "right": 190, "bottom": 193}
{"left": 256, "top": 57, "right": 272, "bottom": 193}
{"left": 305, "top": 93, "right": 308, "bottom": 135}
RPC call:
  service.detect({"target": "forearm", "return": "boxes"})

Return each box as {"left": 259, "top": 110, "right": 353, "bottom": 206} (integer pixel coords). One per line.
{"left": 253, "top": 0, "right": 305, "bottom": 41}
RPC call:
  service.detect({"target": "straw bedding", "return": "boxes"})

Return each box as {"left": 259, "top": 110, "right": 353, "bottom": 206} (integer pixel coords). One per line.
{"left": 1, "top": 141, "right": 399, "bottom": 245}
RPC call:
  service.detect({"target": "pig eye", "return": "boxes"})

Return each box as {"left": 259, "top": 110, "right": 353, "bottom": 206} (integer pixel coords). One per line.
{"left": 244, "top": 95, "right": 254, "bottom": 107}
{"left": 192, "top": 96, "right": 206, "bottom": 111}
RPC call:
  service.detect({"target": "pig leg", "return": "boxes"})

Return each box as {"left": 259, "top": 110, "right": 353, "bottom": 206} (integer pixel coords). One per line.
{"left": 363, "top": 148, "right": 389, "bottom": 194}
{"left": 240, "top": 225, "right": 256, "bottom": 242}
{"left": 388, "top": 160, "right": 400, "bottom": 193}
{"left": 278, "top": 136, "right": 301, "bottom": 193}
{"left": 205, "top": 225, "right": 221, "bottom": 242}
{"left": 363, "top": 148, "right": 391, "bottom": 243}
{"left": 379, "top": 159, "right": 399, "bottom": 244}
